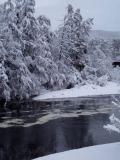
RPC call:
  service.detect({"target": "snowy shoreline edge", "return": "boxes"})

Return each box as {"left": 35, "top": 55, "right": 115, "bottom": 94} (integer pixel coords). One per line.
{"left": 33, "top": 82, "right": 120, "bottom": 101}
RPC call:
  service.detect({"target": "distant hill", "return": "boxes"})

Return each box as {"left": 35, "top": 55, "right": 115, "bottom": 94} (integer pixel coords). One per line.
{"left": 90, "top": 30, "right": 120, "bottom": 40}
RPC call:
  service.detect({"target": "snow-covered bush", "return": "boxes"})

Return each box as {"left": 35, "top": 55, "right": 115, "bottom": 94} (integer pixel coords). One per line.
{"left": 104, "top": 114, "right": 120, "bottom": 133}
{"left": 110, "top": 66, "right": 120, "bottom": 82}
{"left": 81, "top": 65, "right": 110, "bottom": 86}
{"left": 82, "top": 39, "right": 113, "bottom": 85}
{"left": 96, "top": 75, "right": 109, "bottom": 86}
{"left": 88, "top": 40, "right": 112, "bottom": 76}
{"left": 81, "top": 65, "right": 98, "bottom": 84}
{"left": 0, "top": 63, "right": 10, "bottom": 100}
{"left": 104, "top": 98, "right": 120, "bottom": 133}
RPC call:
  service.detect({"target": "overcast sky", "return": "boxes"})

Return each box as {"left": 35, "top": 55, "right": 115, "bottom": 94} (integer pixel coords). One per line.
{"left": 1, "top": 0, "right": 120, "bottom": 31}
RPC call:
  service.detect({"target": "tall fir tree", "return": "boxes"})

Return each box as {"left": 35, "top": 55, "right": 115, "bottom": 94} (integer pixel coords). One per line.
{"left": 58, "top": 5, "right": 92, "bottom": 69}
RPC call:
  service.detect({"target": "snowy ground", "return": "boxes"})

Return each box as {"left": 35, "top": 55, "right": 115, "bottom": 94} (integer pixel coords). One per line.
{"left": 34, "top": 142, "right": 120, "bottom": 160}
{"left": 34, "top": 82, "right": 120, "bottom": 101}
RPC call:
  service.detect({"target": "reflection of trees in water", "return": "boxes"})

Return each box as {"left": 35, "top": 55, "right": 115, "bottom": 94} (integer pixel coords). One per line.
{"left": 0, "top": 122, "right": 57, "bottom": 160}
{"left": 0, "top": 113, "right": 119, "bottom": 160}
{"left": 0, "top": 115, "right": 93, "bottom": 160}
{"left": 88, "top": 114, "right": 120, "bottom": 145}
{"left": 0, "top": 127, "right": 32, "bottom": 160}
{"left": 0, "top": 96, "right": 119, "bottom": 160}
{"left": 0, "top": 95, "right": 114, "bottom": 122}
{"left": 56, "top": 117, "right": 94, "bottom": 150}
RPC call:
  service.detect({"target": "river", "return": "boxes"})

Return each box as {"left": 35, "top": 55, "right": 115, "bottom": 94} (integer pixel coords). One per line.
{"left": 0, "top": 95, "right": 120, "bottom": 160}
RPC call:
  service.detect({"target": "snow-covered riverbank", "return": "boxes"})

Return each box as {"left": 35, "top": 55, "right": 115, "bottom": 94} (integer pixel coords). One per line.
{"left": 34, "top": 142, "right": 120, "bottom": 160}
{"left": 34, "top": 82, "right": 120, "bottom": 101}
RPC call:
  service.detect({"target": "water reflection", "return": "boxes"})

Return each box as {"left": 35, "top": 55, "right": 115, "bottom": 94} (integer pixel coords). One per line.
{"left": 0, "top": 95, "right": 119, "bottom": 160}
{"left": 0, "top": 96, "right": 119, "bottom": 128}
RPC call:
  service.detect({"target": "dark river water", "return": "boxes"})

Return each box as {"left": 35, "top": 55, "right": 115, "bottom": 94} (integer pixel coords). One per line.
{"left": 0, "top": 95, "right": 120, "bottom": 160}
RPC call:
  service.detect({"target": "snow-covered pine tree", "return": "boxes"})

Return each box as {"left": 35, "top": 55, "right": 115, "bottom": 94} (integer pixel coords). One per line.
{"left": 0, "top": 63, "right": 10, "bottom": 100}
{"left": 72, "top": 9, "right": 93, "bottom": 71}
{"left": 30, "top": 15, "right": 66, "bottom": 89}
{"left": 21, "top": 0, "right": 37, "bottom": 38}
{"left": 0, "top": 41, "right": 10, "bottom": 101}
{"left": 4, "top": 0, "right": 14, "bottom": 22}
{"left": 15, "top": 0, "right": 24, "bottom": 29}
{"left": 57, "top": 4, "right": 79, "bottom": 80}
{"left": 55, "top": 4, "right": 94, "bottom": 87}
{"left": 16, "top": 0, "right": 39, "bottom": 57}
{"left": 1, "top": 0, "right": 35, "bottom": 100}
{"left": 37, "top": 15, "right": 53, "bottom": 58}
{"left": 14, "top": 0, "right": 65, "bottom": 90}
{"left": 58, "top": 4, "right": 74, "bottom": 63}
{"left": 58, "top": 5, "right": 92, "bottom": 71}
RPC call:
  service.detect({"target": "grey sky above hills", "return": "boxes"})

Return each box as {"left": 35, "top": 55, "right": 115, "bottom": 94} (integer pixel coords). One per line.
{"left": 90, "top": 30, "right": 120, "bottom": 40}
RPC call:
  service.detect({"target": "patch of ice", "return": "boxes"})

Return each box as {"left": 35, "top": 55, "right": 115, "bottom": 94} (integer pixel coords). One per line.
{"left": 0, "top": 106, "right": 115, "bottom": 128}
